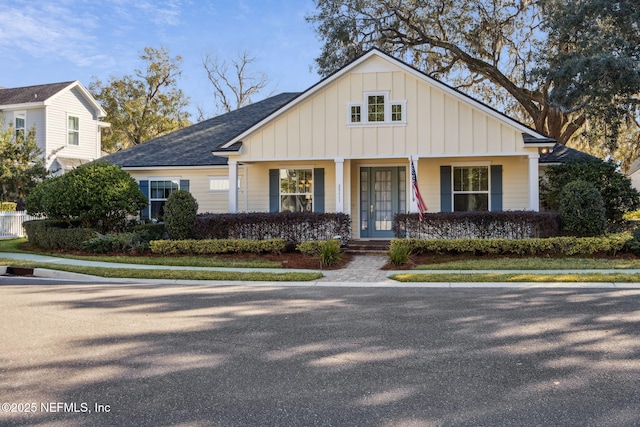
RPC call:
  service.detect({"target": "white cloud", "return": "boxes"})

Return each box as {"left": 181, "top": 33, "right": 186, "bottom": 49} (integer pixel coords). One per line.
{"left": 0, "top": 3, "right": 101, "bottom": 67}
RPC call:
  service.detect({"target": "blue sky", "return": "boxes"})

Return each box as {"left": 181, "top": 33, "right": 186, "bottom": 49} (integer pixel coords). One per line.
{"left": 0, "top": 0, "right": 323, "bottom": 119}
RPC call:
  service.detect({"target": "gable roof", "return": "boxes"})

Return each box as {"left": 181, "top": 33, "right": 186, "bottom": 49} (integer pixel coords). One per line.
{"left": 220, "top": 48, "right": 556, "bottom": 150}
{"left": 0, "top": 81, "right": 74, "bottom": 105}
{"left": 101, "top": 92, "right": 300, "bottom": 168}
{"left": 0, "top": 80, "right": 106, "bottom": 117}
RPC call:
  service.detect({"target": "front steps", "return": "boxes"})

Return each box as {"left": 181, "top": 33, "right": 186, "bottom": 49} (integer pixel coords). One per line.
{"left": 344, "top": 240, "right": 391, "bottom": 256}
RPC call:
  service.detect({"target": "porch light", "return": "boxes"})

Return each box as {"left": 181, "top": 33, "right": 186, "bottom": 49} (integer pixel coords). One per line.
{"left": 539, "top": 147, "right": 554, "bottom": 155}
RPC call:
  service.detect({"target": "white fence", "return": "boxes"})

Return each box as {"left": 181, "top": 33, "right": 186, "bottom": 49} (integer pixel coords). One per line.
{"left": 0, "top": 212, "right": 38, "bottom": 238}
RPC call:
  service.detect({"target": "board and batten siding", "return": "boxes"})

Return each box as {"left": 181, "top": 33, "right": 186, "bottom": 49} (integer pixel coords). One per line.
{"left": 46, "top": 87, "right": 101, "bottom": 162}
{"left": 236, "top": 55, "right": 524, "bottom": 162}
{"left": 127, "top": 168, "right": 245, "bottom": 214}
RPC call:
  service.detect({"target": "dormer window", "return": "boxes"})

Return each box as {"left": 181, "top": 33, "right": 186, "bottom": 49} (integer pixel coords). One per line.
{"left": 348, "top": 92, "right": 406, "bottom": 125}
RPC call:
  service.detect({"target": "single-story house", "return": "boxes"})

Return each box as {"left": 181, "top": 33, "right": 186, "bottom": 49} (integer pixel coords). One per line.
{"left": 102, "top": 48, "right": 588, "bottom": 239}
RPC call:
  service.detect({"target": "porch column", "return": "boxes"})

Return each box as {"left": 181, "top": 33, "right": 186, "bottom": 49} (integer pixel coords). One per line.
{"left": 409, "top": 155, "right": 419, "bottom": 213}
{"left": 335, "top": 158, "right": 344, "bottom": 213}
{"left": 228, "top": 160, "right": 238, "bottom": 213}
{"left": 528, "top": 154, "right": 540, "bottom": 211}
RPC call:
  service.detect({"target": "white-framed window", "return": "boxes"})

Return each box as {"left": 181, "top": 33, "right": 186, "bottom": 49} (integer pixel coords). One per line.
{"left": 149, "top": 179, "right": 179, "bottom": 219}
{"left": 279, "top": 169, "right": 313, "bottom": 212}
{"left": 347, "top": 92, "right": 407, "bottom": 125}
{"left": 209, "top": 177, "right": 230, "bottom": 192}
{"left": 67, "top": 115, "right": 79, "bottom": 146}
{"left": 391, "top": 103, "right": 404, "bottom": 122}
{"left": 367, "top": 94, "right": 385, "bottom": 122}
{"left": 14, "top": 112, "right": 26, "bottom": 140}
{"left": 350, "top": 105, "right": 362, "bottom": 123}
{"left": 453, "top": 166, "right": 489, "bottom": 211}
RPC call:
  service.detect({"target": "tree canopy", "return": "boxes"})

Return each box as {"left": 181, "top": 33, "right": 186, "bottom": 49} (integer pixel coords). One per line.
{"left": 90, "top": 47, "right": 191, "bottom": 152}
{"left": 0, "top": 115, "right": 47, "bottom": 203}
{"left": 307, "top": 0, "right": 640, "bottom": 156}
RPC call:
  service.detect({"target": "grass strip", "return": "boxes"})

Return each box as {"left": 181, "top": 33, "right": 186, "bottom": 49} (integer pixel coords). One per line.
{"left": 390, "top": 272, "right": 640, "bottom": 283}
{"left": 413, "top": 257, "right": 640, "bottom": 271}
{"left": 0, "top": 259, "right": 323, "bottom": 282}
{"left": 0, "top": 239, "right": 280, "bottom": 269}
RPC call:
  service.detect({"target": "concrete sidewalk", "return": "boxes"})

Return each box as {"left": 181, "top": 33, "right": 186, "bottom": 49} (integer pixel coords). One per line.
{"left": 2, "top": 251, "right": 640, "bottom": 288}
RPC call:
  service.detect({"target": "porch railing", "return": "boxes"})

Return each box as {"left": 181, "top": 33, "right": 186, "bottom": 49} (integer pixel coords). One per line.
{"left": 0, "top": 212, "right": 38, "bottom": 238}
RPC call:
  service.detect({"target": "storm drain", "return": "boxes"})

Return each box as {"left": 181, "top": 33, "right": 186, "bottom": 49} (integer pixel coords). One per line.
{"left": 4, "top": 266, "right": 34, "bottom": 276}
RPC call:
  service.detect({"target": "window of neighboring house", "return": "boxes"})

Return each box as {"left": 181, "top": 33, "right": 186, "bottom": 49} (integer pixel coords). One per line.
{"left": 279, "top": 169, "right": 313, "bottom": 212}
{"left": 348, "top": 93, "right": 407, "bottom": 125}
{"left": 67, "top": 115, "right": 79, "bottom": 146}
{"left": 453, "top": 166, "right": 489, "bottom": 211}
{"left": 14, "top": 113, "right": 26, "bottom": 140}
{"left": 149, "top": 180, "right": 179, "bottom": 220}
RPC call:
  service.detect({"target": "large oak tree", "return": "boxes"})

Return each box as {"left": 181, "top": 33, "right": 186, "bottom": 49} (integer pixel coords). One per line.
{"left": 307, "top": 0, "right": 639, "bottom": 154}
{"left": 90, "top": 47, "right": 191, "bottom": 152}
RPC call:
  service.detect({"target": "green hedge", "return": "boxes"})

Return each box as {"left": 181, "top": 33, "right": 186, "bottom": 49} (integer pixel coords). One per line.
{"left": 149, "top": 238, "right": 286, "bottom": 255}
{"left": 392, "top": 233, "right": 632, "bottom": 257}
{"left": 23, "top": 219, "right": 98, "bottom": 251}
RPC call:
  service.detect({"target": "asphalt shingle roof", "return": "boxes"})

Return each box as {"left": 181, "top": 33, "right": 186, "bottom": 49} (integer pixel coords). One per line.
{"left": 539, "top": 143, "right": 599, "bottom": 164}
{"left": 0, "top": 81, "right": 75, "bottom": 105}
{"left": 101, "top": 92, "right": 301, "bottom": 167}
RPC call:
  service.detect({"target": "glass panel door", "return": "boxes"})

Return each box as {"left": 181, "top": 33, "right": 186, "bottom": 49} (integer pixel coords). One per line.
{"left": 360, "top": 167, "right": 406, "bottom": 238}
{"left": 374, "top": 169, "right": 393, "bottom": 232}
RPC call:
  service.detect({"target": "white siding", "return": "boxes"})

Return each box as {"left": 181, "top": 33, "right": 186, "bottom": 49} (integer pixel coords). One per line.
{"left": 46, "top": 87, "right": 101, "bottom": 165}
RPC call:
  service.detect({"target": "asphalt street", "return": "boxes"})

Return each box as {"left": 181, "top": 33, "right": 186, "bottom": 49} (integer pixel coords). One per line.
{"left": 1, "top": 278, "right": 639, "bottom": 426}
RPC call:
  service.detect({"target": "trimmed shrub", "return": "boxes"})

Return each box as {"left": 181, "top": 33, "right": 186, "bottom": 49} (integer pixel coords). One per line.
{"left": 392, "top": 233, "right": 631, "bottom": 257}
{"left": 82, "top": 232, "right": 152, "bottom": 254}
{"left": 559, "top": 180, "right": 606, "bottom": 237}
{"left": 540, "top": 157, "right": 640, "bottom": 228}
{"left": 129, "top": 222, "right": 167, "bottom": 241}
{"left": 24, "top": 162, "right": 147, "bottom": 232}
{"left": 192, "top": 212, "right": 351, "bottom": 245}
{"left": 149, "top": 238, "right": 286, "bottom": 255}
{"left": 23, "top": 219, "right": 98, "bottom": 251}
{"left": 393, "top": 211, "right": 561, "bottom": 240}
{"left": 164, "top": 190, "right": 198, "bottom": 240}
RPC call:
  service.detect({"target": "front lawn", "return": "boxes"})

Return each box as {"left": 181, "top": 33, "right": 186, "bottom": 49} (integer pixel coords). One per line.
{"left": 0, "top": 258, "right": 323, "bottom": 282}
{"left": 411, "top": 257, "right": 640, "bottom": 270}
{"left": 391, "top": 272, "right": 640, "bottom": 282}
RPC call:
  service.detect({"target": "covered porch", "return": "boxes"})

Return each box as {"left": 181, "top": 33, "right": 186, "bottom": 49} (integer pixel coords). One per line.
{"left": 225, "top": 153, "right": 541, "bottom": 240}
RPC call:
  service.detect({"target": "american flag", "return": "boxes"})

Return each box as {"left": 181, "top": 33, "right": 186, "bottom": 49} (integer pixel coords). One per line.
{"left": 411, "top": 160, "right": 428, "bottom": 221}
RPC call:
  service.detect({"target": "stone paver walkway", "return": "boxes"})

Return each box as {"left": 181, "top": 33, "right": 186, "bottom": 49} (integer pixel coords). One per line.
{"left": 319, "top": 255, "right": 392, "bottom": 282}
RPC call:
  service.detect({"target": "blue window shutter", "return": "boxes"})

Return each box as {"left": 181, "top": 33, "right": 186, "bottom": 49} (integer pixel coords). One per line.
{"left": 139, "top": 180, "right": 150, "bottom": 220}
{"left": 491, "top": 165, "right": 503, "bottom": 211}
{"left": 440, "top": 166, "right": 452, "bottom": 212}
{"left": 313, "top": 168, "right": 325, "bottom": 213}
{"left": 269, "top": 169, "right": 279, "bottom": 212}
{"left": 179, "top": 179, "right": 190, "bottom": 192}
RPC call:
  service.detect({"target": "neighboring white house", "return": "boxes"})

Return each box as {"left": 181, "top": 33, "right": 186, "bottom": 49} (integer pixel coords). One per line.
{"left": 102, "top": 49, "right": 590, "bottom": 240}
{"left": 0, "top": 81, "right": 109, "bottom": 174}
